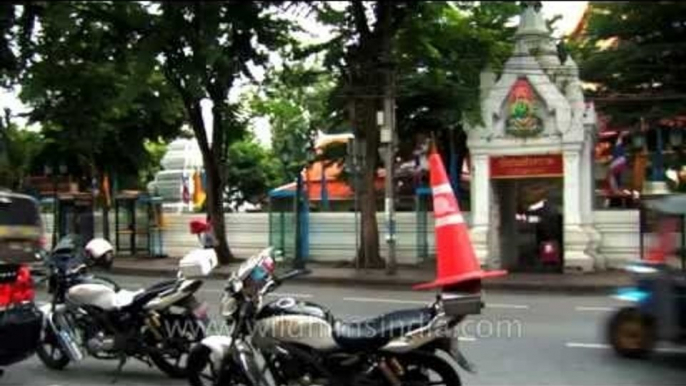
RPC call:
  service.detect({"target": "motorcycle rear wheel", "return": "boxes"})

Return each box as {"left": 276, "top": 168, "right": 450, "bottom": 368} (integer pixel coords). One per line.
{"left": 398, "top": 350, "right": 462, "bottom": 386}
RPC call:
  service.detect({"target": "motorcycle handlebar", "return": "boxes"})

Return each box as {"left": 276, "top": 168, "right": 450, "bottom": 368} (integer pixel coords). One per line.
{"left": 257, "top": 269, "right": 311, "bottom": 297}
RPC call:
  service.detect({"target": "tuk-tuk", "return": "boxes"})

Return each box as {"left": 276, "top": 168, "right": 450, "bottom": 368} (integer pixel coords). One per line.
{"left": 607, "top": 194, "right": 686, "bottom": 358}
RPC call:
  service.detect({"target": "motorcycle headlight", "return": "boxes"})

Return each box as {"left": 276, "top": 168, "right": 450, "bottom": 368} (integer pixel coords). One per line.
{"left": 221, "top": 294, "right": 238, "bottom": 318}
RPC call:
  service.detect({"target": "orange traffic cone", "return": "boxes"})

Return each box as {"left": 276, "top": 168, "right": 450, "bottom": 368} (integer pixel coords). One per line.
{"left": 414, "top": 148, "right": 506, "bottom": 291}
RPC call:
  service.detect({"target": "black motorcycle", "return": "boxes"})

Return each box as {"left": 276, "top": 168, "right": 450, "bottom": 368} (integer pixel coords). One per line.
{"left": 187, "top": 248, "right": 481, "bottom": 386}
{"left": 36, "top": 236, "right": 209, "bottom": 378}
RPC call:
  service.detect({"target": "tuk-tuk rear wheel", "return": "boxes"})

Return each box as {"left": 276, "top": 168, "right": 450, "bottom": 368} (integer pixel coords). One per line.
{"left": 608, "top": 307, "right": 655, "bottom": 359}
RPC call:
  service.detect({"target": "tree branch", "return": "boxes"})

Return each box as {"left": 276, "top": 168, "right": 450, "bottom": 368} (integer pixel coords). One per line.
{"left": 390, "top": 3, "right": 413, "bottom": 33}
{"left": 351, "top": 0, "right": 370, "bottom": 40}
{"left": 375, "top": 2, "right": 393, "bottom": 53}
{"left": 163, "top": 59, "right": 211, "bottom": 156}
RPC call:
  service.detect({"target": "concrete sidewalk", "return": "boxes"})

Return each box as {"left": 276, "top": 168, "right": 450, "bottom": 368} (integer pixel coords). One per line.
{"left": 110, "top": 255, "right": 633, "bottom": 294}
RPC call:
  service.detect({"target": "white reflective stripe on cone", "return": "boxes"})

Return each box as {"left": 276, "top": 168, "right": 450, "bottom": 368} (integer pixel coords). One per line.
{"left": 432, "top": 183, "right": 453, "bottom": 195}
{"left": 435, "top": 214, "right": 464, "bottom": 228}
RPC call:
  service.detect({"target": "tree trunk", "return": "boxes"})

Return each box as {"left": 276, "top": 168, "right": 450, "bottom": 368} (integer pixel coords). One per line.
{"left": 203, "top": 152, "right": 234, "bottom": 264}
{"left": 347, "top": 1, "right": 407, "bottom": 269}
{"left": 354, "top": 96, "right": 385, "bottom": 269}
{"left": 184, "top": 96, "right": 234, "bottom": 265}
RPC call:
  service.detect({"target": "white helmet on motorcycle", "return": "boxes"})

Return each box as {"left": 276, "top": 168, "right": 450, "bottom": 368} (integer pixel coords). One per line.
{"left": 84, "top": 238, "right": 114, "bottom": 269}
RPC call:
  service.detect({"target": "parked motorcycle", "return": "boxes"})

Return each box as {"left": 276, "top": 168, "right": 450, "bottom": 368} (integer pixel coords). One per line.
{"left": 36, "top": 235, "right": 214, "bottom": 378}
{"left": 187, "top": 247, "right": 481, "bottom": 386}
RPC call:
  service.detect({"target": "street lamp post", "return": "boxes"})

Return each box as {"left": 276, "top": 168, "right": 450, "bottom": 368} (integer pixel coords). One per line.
{"left": 290, "top": 133, "right": 316, "bottom": 271}
{"left": 45, "top": 163, "right": 67, "bottom": 247}
{"left": 379, "top": 60, "right": 397, "bottom": 275}
{"left": 44, "top": 165, "right": 57, "bottom": 247}
{"left": 347, "top": 136, "right": 365, "bottom": 270}
{"left": 293, "top": 169, "right": 304, "bottom": 269}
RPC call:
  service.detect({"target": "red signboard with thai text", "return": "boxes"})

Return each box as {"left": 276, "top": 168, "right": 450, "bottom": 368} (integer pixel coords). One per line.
{"left": 490, "top": 154, "right": 563, "bottom": 179}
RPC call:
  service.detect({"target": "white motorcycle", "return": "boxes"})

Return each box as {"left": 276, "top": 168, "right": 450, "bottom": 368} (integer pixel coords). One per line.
{"left": 187, "top": 248, "right": 481, "bottom": 386}
{"left": 36, "top": 236, "right": 217, "bottom": 379}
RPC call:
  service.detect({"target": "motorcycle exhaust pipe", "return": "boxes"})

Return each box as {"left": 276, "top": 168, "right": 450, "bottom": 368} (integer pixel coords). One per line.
{"left": 49, "top": 313, "right": 84, "bottom": 362}
{"left": 145, "top": 312, "right": 164, "bottom": 341}
{"left": 379, "top": 359, "right": 402, "bottom": 386}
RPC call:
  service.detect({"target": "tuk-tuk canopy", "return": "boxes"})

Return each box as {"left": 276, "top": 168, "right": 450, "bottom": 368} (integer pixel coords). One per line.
{"left": 645, "top": 195, "right": 686, "bottom": 215}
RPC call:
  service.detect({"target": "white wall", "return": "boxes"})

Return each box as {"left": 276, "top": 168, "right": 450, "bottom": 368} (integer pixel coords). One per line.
{"left": 593, "top": 210, "right": 683, "bottom": 269}
{"left": 593, "top": 210, "right": 640, "bottom": 269}
{"left": 42, "top": 212, "right": 269, "bottom": 259}
{"left": 41, "top": 210, "right": 654, "bottom": 269}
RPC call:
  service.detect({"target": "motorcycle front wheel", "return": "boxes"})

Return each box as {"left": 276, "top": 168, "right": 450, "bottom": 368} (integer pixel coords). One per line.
{"left": 187, "top": 344, "right": 234, "bottom": 386}
{"left": 148, "top": 313, "right": 207, "bottom": 379}
{"left": 35, "top": 324, "right": 71, "bottom": 370}
{"left": 607, "top": 307, "right": 655, "bottom": 359}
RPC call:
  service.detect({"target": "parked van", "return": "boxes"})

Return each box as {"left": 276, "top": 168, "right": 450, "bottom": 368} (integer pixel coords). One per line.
{"left": 0, "top": 190, "right": 45, "bottom": 270}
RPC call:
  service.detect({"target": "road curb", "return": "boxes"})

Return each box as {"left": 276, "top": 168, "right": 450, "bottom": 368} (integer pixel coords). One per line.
{"left": 110, "top": 266, "right": 624, "bottom": 295}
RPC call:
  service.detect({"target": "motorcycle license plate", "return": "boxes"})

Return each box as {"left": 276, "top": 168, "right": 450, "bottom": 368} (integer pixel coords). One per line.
{"left": 192, "top": 302, "right": 209, "bottom": 319}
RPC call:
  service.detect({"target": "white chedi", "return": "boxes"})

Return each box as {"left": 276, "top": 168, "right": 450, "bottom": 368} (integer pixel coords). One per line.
{"left": 148, "top": 138, "right": 204, "bottom": 212}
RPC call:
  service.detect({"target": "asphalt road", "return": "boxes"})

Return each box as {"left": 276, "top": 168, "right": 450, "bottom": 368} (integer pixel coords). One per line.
{"left": 2, "top": 273, "right": 685, "bottom": 386}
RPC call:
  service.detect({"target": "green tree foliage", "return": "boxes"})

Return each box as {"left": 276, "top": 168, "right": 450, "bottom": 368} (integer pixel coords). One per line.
{"left": 249, "top": 64, "right": 335, "bottom": 181}
{"left": 19, "top": 2, "right": 184, "bottom": 187}
{"left": 0, "top": 2, "right": 39, "bottom": 87}
{"left": 306, "top": 1, "right": 417, "bottom": 269}
{"left": 138, "top": 2, "right": 293, "bottom": 263}
{"left": 225, "top": 136, "right": 281, "bottom": 210}
{"left": 573, "top": 1, "right": 686, "bottom": 124}
{"left": 394, "top": 1, "right": 519, "bottom": 186}
{"left": 0, "top": 118, "right": 43, "bottom": 189}
{"left": 396, "top": 2, "right": 519, "bottom": 138}
{"left": 301, "top": 1, "right": 519, "bottom": 268}
{"left": 11, "top": 2, "right": 293, "bottom": 264}
{"left": 140, "top": 139, "right": 168, "bottom": 188}
{"left": 0, "top": 3, "right": 42, "bottom": 189}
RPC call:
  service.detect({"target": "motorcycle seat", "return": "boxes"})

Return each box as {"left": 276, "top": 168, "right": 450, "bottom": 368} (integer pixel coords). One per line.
{"left": 333, "top": 307, "right": 435, "bottom": 351}
{"left": 127, "top": 279, "right": 179, "bottom": 309}
{"left": 113, "top": 289, "right": 144, "bottom": 308}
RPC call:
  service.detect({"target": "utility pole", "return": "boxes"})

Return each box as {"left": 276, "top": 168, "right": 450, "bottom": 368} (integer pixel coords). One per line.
{"left": 380, "top": 62, "right": 397, "bottom": 275}
{"left": 293, "top": 172, "right": 304, "bottom": 269}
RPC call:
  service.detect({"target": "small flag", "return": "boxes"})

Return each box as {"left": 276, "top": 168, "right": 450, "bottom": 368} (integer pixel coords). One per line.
{"left": 102, "top": 173, "right": 111, "bottom": 208}
{"left": 182, "top": 175, "right": 190, "bottom": 204}
{"left": 192, "top": 169, "right": 206, "bottom": 208}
